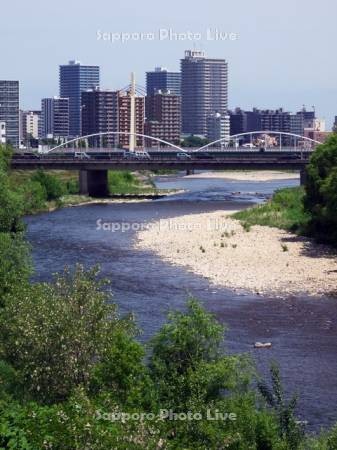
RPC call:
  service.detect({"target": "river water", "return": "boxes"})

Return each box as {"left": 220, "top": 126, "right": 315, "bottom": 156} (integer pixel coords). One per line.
{"left": 25, "top": 174, "right": 337, "bottom": 432}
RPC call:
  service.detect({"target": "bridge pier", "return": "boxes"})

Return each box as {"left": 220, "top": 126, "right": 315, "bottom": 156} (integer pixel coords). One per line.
{"left": 186, "top": 169, "right": 195, "bottom": 176}
{"left": 79, "top": 170, "right": 109, "bottom": 197}
{"left": 300, "top": 168, "right": 308, "bottom": 186}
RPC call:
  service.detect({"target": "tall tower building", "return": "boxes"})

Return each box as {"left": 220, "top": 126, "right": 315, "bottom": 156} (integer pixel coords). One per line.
{"left": 146, "top": 67, "right": 181, "bottom": 97}
{"left": 181, "top": 50, "right": 228, "bottom": 136}
{"left": 41, "top": 97, "right": 69, "bottom": 139}
{"left": 81, "top": 88, "right": 119, "bottom": 148}
{"left": 0, "top": 80, "right": 19, "bottom": 148}
{"left": 59, "top": 60, "right": 100, "bottom": 137}
{"left": 145, "top": 91, "right": 181, "bottom": 147}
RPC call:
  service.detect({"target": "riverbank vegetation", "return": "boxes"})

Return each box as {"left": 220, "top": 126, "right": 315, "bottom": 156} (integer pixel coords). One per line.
{"left": 234, "top": 133, "right": 337, "bottom": 246}
{"left": 8, "top": 157, "right": 165, "bottom": 213}
{"left": 1, "top": 145, "right": 337, "bottom": 447}
{"left": 108, "top": 170, "right": 160, "bottom": 195}
{"left": 234, "top": 187, "right": 311, "bottom": 233}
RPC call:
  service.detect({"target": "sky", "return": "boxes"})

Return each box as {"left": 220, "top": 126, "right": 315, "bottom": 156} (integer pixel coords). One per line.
{"left": 1, "top": 0, "right": 336, "bottom": 127}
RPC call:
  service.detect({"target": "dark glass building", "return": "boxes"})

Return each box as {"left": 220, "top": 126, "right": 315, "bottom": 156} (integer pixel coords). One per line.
{"left": 290, "top": 108, "right": 315, "bottom": 137}
{"left": 59, "top": 61, "right": 100, "bottom": 137}
{"left": 229, "top": 108, "right": 261, "bottom": 136}
{"left": 81, "top": 88, "right": 119, "bottom": 148}
{"left": 41, "top": 97, "right": 69, "bottom": 139}
{"left": 0, "top": 80, "right": 19, "bottom": 148}
{"left": 181, "top": 50, "right": 228, "bottom": 136}
{"left": 146, "top": 68, "right": 181, "bottom": 97}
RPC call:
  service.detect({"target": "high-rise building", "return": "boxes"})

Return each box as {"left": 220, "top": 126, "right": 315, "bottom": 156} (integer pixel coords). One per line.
{"left": 41, "top": 97, "right": 69, "bottom": 139}
{"left": 259, "top": 108, "right": 291, "bottom": 134}
{"left": 0, "top": 122, "right": 6, "bottom": 145}
{"left": 59, "top": 60, "right": 100, "bottom": 137}
{"left": 181, "top": 50, "right": 228, "bottom": 136}
{"left": 206, "top": 113, "right": 230, "bottom": 147}
{"left": 118, "top": 91, "right": 145, "bottom": 149}
{"left": 146, "top": 67, "right": 181, "bottom": 97}
{"left": 229, "top": 108, "right": 261, "bottom": 136}
{"left": 0, "top": 80, "right": 19, "bottom": 148}
{"left": 145, "top": 90, "right": 181, "bottom": 147}
{"left": 20, "top": 110, "right": 41, "bottom": 144}
{"left": 290, "top": 107, "right": 315, "bottom": 137}
{"left": 81, "top": 88, "right": 119, "bottom": 148}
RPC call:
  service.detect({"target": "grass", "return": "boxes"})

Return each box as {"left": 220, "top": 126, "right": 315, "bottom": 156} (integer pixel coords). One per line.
{"left": 233, "top": 187, "right": 310, "bottom": 234}
{"left": 108, "top": 171, "right": 162, "bottom": 195}
{"left": 242, "top": 222, "right": 251, "bottom": 232}
{"left": 10, "top": 170, "right": 78, "bottom": 186}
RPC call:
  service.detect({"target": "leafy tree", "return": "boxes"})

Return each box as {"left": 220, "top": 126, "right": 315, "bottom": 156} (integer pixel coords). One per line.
{"left": 17, "top": 180, "right": 47, "bottom": 213}
{"left": 0, "top": 265, "right": 135, "bottom": 403}
{"left": 0, "top": 233, "right": 31, "bottom": 303}
{"left": 0, "top": 145, "right": 13, "bottom": 172}
{"left": 90, "top": 328, "right": 157, "bottom": 410}
{"left": 304, "top": 133, "right": 337, "bottom": 244}
{"left": 0, "top": 170, "right": 25, "bottom": 233}
{"left": 258, "top": 362, "right": 304, "bottom": 449}
{"left": 31, "top": 170, "right": 65, "bottom": 201}
{"left": 149, "top": 300, "right": 265, "bottom": 449}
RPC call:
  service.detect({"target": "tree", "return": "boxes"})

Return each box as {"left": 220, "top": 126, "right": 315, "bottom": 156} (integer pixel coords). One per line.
{"left": 31, "top": 170, "right": 65, "bottom": 201}
{"left": 0, "top": 265, "right": 135, "bottom": 403}
{"left": 304, "top": 133, "right": 337, "bottom": 244}
{"left": 0, "top": 147, "right": 25, "bottom": 233}
{"left": 0, "top": 233, "right": 31, "bottom": 304}
{"left": 149, "top": 300, "right": 283, "bottom": 449}
{"left": 17, "top": 180, "right": 47, "bottom": 213}
{"left": 258, "top": 362, "right": 304, "bottom": 449}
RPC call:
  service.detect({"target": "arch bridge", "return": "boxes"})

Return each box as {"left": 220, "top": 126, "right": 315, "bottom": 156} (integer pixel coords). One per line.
{"left": 11, "top": 131, "right": 321, "bottom": 196}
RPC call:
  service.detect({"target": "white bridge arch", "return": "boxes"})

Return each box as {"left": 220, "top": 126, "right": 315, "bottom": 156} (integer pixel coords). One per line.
{"left": 195, "top": 131, "right": 322, "bottom": 152}
{"left": 46, "top": 130, "right": 322, "bottom": 154}
{"left": 47, "top": 131, "right": 184, "bottom": 153}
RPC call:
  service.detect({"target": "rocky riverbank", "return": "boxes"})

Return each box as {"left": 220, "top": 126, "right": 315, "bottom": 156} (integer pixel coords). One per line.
{"left": 184, "top": 170, "right": 300, "bottom": 182}
{"left": 136, "top": 210, "right": 337, "bottom": 297}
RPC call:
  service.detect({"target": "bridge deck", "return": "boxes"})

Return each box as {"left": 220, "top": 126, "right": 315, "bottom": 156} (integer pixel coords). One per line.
{"left": 11, "top": 158, "right": 308, "bottom": 171}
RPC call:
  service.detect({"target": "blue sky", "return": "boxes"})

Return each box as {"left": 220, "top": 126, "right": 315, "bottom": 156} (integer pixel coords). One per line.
{"left": 1, "top": 0, "right": 336, "bottom": 127}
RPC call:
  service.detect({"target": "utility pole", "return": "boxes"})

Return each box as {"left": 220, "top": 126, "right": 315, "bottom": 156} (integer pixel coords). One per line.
{"left": 129, "top": 72, "right": 136, "bottom": 152}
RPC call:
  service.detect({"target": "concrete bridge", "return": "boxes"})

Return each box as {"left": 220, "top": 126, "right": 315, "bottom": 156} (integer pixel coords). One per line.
{"left": 11, "top": 131, "right": 320, "bottom": 197}
{"left": 11, "top": 154, "right": 310, "bottom": 196}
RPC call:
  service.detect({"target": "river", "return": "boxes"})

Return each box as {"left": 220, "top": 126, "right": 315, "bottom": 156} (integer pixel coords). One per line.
{"left": 25, "top": 173, "right": 337, "bottom": 432}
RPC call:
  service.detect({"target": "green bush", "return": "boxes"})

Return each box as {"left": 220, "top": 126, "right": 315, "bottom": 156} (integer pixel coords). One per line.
{"left": 31, "top": 170, "right": 65, "bottom": 201}
{"left": 234, "top": 187, "right": 310, "bottom": 233}
{"left": 17, "top": 180, "right": 47, "bottom": 213}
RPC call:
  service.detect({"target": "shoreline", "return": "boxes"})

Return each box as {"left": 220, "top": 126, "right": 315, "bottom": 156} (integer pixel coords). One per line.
{"left": 25, "top": 189, "right": 184, "bottom": 215}
{"left": 183, "top": 170, "right": 300, "bottom": 182}
{"left": 136, "top": 209, "right": 337, "bottom": 297}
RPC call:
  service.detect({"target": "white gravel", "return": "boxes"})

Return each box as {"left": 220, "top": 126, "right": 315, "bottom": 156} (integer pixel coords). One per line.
{"left": 136, "top": 211, "right": 337, "bottom": 297}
